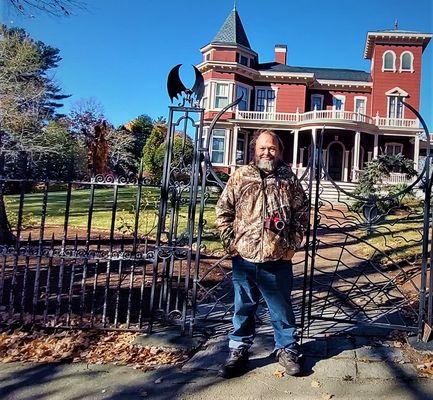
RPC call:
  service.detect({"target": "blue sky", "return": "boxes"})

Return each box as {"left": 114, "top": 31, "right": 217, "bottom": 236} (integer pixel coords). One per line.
{"left": 1, "top": 0, "right": 432, "bottom": 127}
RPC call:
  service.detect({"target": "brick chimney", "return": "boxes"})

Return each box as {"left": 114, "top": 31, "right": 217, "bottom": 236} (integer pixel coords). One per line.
{"left": 275, "top": 44, "right": 287, "bottom": 64}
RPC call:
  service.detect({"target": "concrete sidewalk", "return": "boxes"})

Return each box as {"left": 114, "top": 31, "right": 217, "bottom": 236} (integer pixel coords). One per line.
{"left": 1, "top": 332, "right": 433, "bottom": 400}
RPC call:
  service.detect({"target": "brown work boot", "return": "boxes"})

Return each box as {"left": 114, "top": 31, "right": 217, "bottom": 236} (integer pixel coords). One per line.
{"left": 276, "top": 347, "right": 301, "bottom": 376}
{"left": 218, "top": 347, "right": 249, "bottom": 378}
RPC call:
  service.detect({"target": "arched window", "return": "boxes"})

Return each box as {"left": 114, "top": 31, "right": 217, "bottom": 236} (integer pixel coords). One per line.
{"left": 400, "top": 51, "right": 414, "bottom": 72}
{"left": 383, "top": 51, "right": 396, "bottom": 71}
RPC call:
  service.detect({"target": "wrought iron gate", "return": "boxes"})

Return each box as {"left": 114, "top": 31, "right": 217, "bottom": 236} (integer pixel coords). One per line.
{"left": 191, "top": 100, "right": 433, "bottom": 343}
{"left": 1, "top": 66, "right": 432, "bottom": 343}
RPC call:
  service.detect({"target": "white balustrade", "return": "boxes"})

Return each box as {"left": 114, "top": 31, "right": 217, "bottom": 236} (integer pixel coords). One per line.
{"left": 235, "top": 110, "right": 417, "bottom": 128}
{"left": 382, "top": 173, "right": 416, "bottom": 184}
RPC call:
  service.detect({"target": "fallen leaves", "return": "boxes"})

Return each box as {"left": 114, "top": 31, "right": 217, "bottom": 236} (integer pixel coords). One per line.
{"left": 416, "top": 361, "right": 433, "bottom": 374}
{"left": 273, "top": 369, "right": 285, "bottom": 378}
{"left": 0, "top": 329, "right": 189, "bottom": 370}
{"left": 311, "top": 380, "right": 321, "bottom": 388}
{"left": 322, "top": 395, "right": 334, "bottom": 400}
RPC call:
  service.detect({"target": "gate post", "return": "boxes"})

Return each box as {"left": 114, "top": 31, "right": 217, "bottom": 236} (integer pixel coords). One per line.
{"left": 300, "top": 126, "right": 325, "bottom": 338}
{"left": 401, "top": 99, "right": 432, "bottom": 343}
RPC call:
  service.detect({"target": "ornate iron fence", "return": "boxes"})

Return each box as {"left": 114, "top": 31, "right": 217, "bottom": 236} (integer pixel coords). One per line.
{"left": 1, "top": 67, "right": 432, "bottom": 345}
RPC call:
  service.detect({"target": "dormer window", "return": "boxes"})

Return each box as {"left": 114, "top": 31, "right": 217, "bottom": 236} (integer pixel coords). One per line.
{"left": 400, "top": 51, "right": 414, "bottom": 72}
{"left": 383, "top": 50, "right": 396, "bottom": 71}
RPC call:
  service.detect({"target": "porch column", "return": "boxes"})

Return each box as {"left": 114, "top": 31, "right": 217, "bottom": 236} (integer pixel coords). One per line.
{"left": 414, "top": 134, "right": 420, "bottom": 172}
{"left": 244, "top": 130, "right": 250, "bottom": 164}
{"left": 343, "top": 151, "right": 350, "bottom": 181}
{"left": 292, "top": 129, "right": 299, "bottom": 171}
{"left": 353, "top": 131, "right": 361, "bottom": 181}
{"left": 311, "top": 128, "right": 317, "bottom": 147}
{"left": 373, "top": 133, "right": 379, "bottom": 158}
{"left": 299, "top": 148, "right": 305, "bottom": 168}
{"left": 231, "top": 125, "right": 239, "bottom": 173}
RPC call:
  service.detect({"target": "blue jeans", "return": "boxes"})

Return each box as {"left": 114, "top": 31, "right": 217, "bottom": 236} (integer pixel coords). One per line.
{"left": 228, "top": 256, "right": 297, "bottom": 352}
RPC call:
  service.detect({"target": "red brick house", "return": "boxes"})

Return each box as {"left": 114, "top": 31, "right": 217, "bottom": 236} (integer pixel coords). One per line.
{"left": 197, "top": 7, "right": 432, "bottom": 185}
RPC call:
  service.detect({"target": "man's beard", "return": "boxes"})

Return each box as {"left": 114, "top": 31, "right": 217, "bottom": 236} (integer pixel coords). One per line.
{"left": 255, "top": 158, "right": 277, "bottom": 172}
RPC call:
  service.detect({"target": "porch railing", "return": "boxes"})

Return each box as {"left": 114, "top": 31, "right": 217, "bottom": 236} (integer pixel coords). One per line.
{"left": 352, "top": 169, "right": 416, "bottom": 184}
{"left": 235, "top": 110, "right": 419, "bottom": 129}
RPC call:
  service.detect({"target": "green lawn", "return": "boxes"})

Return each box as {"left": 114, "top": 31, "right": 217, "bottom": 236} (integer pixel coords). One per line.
{"left": 5, "top": 185, "right": 224, "bottom": 252}
{"left": 6, "top": 187, "right": 423, "bottom": 259}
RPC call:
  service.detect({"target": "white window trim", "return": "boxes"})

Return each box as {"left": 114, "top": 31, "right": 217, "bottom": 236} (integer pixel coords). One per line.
{"left": 209, "top": 128, "right": 229, "bottom": 166}
{"left": 332, "top": 95, "right": 346, "bottom": 111}
{"left": 311, "top": 94, "right": 324, "bottom": 110}
{"left": 201, "top": 83, "right": 209, "bottom": 110}
{"left": 384, "top": 142, "right": 404, "bottom": 155}
{"left": 235, "top": 83, "right": 252, "bottom": 111}
{"left": 387, "top": 94, "right": 406, "bottom": 119}
{"left": 255, "top": 85, "right": 279, "bottom": 112}
{"left": 209, "top": 80, "right": 234, "bottom": 111}
{"left": 385, "top": 86, "right": 409, "bottom": 97}
{"left": 382, "top": 50, "right": 397, "bottom": 72}
{"left": 400, "top": 51, "right": 414, "bottom": 73}
{"left": 354, "top": 96, "right": 368, "bottom": 114}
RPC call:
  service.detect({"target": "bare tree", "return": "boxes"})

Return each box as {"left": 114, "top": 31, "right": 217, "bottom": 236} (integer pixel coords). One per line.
{"left": 6, "top": 0, "right": 85, "bottom": 17}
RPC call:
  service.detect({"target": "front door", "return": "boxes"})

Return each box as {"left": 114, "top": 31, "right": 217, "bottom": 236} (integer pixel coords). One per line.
{"left": 328, "top": 143, "right": 344, "bottom": 181}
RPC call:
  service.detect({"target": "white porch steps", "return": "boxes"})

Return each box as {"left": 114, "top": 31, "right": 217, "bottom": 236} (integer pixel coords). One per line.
{"left": 301, "top": 180, "right": 357, "bottom": 203}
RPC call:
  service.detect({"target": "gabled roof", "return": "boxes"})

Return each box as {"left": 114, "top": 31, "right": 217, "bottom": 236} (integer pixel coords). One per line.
{"left": 211, "top": 7, "right": 252, "bottom": 50}
{"left": 257, "top": 62, "right": 371, "bottom": 82}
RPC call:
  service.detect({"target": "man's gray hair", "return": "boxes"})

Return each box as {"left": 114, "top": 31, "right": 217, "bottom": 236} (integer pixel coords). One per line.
{"left": 249, "top": 129, "right": 284, "bottom": 160}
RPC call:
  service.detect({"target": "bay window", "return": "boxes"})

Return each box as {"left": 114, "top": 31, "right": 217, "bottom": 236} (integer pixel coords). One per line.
{"left": 211, "top": 129, "right": 226, "bottom": 164}
{"left": 215, "top": 83, "right": 229, "bottom": 109}
{"left": 236, "top": 86, "right": 249, "bottom": 111}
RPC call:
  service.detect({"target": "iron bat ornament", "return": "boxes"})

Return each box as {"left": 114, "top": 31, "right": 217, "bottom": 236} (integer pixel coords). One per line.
{"left": 167, "top": 64, "right": 205, "bottom": 106}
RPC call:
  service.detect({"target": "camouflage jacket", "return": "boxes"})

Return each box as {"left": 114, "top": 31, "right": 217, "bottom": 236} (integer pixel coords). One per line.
{"left": 215, "top": 163, "right": 309, "bottom": 263}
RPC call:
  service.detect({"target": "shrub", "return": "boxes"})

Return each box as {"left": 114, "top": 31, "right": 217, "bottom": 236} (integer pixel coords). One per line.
{"left": 352, "top": 154, "right": 417, "bottom": 214}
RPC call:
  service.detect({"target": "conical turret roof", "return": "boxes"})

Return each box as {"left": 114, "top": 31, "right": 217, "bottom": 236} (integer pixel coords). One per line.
{"left": 211, "top": 7, "right": 251, "bottom": 49}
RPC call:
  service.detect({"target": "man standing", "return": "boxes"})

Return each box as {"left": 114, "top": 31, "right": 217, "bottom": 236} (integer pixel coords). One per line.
{"left": 215, "top": 129, "right": 309, "bottom": 378}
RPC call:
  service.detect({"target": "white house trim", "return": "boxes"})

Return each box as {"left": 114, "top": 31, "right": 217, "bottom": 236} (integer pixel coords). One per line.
{"left": 353, "top": 96, "right": 368, "bottom": 113}
{"left": 385, "top": 86, "right": 409, "bottom": 97}
{"left": 315, "top": 79, "right": 372, "bottom": 87}
{"left": 207, "top": 79, "right": 234, "bottom": 111}
{"left": 382, "top": 50, "right": 397, "bottom": 72}
{"left": 254, "top": 85, "right": 279, "bottom": 112}
{"left": 208, "top": 127, "right": 230, "bottom": 166}
{"left": 400, "top": 51, "right": 414, "bottom": 72}
{"left": 332, "top": 94, "right": 346, "bottom": 111}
